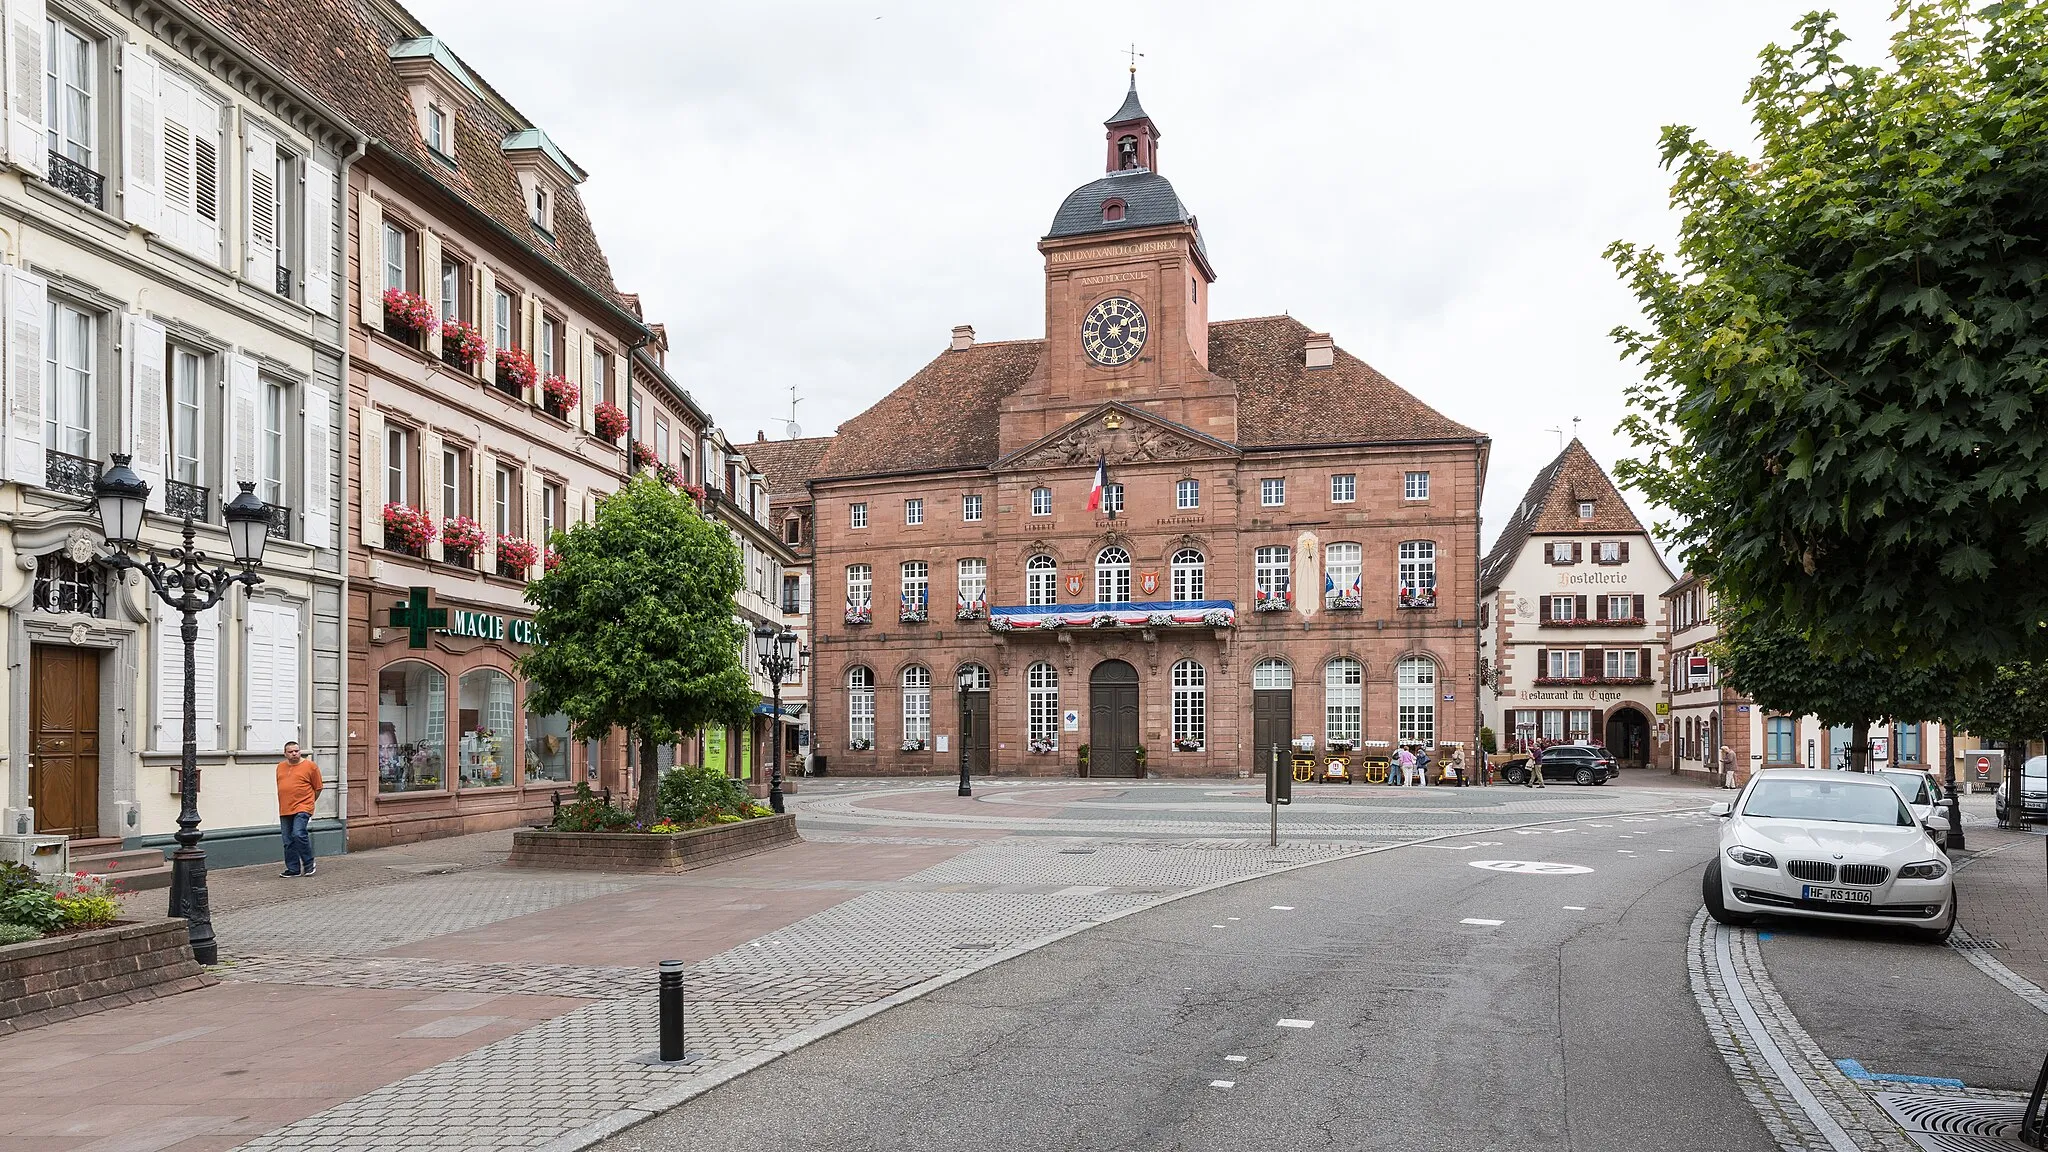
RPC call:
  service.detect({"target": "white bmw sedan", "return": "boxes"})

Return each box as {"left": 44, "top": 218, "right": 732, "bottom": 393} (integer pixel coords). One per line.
{"left": 1704, "top": 770, "right": 1956, "bottom": 943}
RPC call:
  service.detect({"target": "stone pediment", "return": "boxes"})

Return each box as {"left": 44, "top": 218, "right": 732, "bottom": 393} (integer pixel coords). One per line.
{"left": 995, "top": 403, "right": 1237, "bottom": 471}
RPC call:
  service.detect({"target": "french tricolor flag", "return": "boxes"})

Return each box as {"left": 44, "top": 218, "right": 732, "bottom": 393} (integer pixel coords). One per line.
{"left": 1086, "top": 457, "right": 1107, "bottom": 511}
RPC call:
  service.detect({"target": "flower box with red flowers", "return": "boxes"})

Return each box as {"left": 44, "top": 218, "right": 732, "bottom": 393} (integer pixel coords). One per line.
{"left": 440, "top": 515, "right": 484, "bottom": 563}
{"left": 494, "top": 347, "right": 536, "bottom": 397}
{"left": 541, "top": 375, "right": 579, "bottom": 419}
{"left": 1398, "top": 585, "right": 1438, "bottom": 609}
{"left": 677, "top": 482, "right": 706, "bottom": 507}
{"left": 441, "top": 320, "right": 486, "bottom": 371}
{"left": 1542, "top": 616, "right": 1647, "bottom": 628}
{"left": 594, "top": 401, "right": 627, "bottom": 442}
{"left": 1253, "top": 590, "right": 1292, "bottom": 613}
{"left": 495, "top": 535, "right": 541, "bottom": 572}
{"left": 631, "top": 441, "right": 658, "bottom": 469}
{"left": 1531, "top": 675, "right": 1656, "bottom": 687}
{"left": 382, "top": 289, "right": 436, "bottom": 337}
{"left": 382, "top": 503, "right": 435, "bottom": 554}
{"left": 543, "top": 548, "right": 562, "bottom": 573}
{"left": 655, "top": 462, "right": 683, "bottom": 487}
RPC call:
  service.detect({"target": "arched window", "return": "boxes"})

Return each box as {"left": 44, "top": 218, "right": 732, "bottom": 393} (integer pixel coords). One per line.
{"left": 958, "top": 663, "right": 991, "bottom": 691}
{"left": 1027, "top": 662, "right": 1060, "bottom": 751}
{"left": 847, "top": 666, "right": 875, "bottom": 748}
{"left": 1325, "top": 542, "right": 1362, "bottom": 608}
{"left": 457, "top": 668, "right": 517, "bottom": 788}
{"left": 1170, "top": 548, "right": 1205, "bottom": 601}
{"left": 1325, "top": 658, "right": 1362, "bottom": 746}
{"left": 1253, "top": 658, "right": 1292, "bottom": 690}
{"left": 1103, "top": 198, "right": 1126, "bottom": 223}
{"left": 1171, "top": 660, "right": 1206, "bottom": 749}
{"left": 1026, "top": 554, "right": 1058, "bottom": 607}
{"left": 1397, "top": 656, "right": 1437, "bottom": 746}
{"left": 377, "top": 661, "right": 446, "bottom": 793}
{"left": 1096, "top": 546, "right": 1131, "bottom": 603}
{"left": 902, "top": 665, "right": 932, "bottom": 748}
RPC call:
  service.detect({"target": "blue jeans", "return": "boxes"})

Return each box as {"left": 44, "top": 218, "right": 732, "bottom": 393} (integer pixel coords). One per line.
{"left": 280, "top": 812, "right": 314, "bottom": 874}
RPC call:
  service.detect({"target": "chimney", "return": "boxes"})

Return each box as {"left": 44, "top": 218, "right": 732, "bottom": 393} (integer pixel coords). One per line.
{"left": 950, "top": 324, "right": 976, "bottom": 351}
{"left": 756, "top": 430, "right": 766, "bottom": 442}
{"left": 1304, "top": 333, "right": 1334, "bottom": 369}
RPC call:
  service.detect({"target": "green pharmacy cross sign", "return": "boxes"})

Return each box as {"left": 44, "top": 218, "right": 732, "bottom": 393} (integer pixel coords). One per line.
{"left": 391, "top": 587, "right": 448, "bottom": 649}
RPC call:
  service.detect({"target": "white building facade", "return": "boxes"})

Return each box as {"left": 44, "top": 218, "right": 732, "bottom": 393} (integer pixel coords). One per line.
{"left": 1480, "top": 441, "right": 1673, "bottom": 769}
{"left": 0, "top": 0, "right": 354, "bottom": 870}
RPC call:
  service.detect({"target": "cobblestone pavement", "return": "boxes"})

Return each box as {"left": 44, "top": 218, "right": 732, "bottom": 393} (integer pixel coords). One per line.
{"left": 1950, "top": 823, "right": 2048, "bottom": 1004}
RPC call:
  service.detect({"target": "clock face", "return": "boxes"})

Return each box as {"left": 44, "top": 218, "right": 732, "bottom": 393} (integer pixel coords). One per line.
{"left": 1081, "top": 296, "right": 1148, "bottom": 367}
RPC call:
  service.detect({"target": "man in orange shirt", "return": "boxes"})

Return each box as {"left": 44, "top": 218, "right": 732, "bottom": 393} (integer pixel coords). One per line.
{"left": 276, "top": 741, "right": 322, "bottom": 878}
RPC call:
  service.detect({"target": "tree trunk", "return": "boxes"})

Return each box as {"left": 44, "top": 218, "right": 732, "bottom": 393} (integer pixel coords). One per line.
{"left": 637, "top": 730, "right": 662, "bottom": 824}
{"left": 2010, "top": 737, "right": 2029, "bottom": 830}
{"left": 1842, "top": 719, "right": 1869, "bottom": 771}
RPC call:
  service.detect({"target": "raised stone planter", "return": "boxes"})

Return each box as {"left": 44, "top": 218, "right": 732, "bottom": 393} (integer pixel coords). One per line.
{"left": 0, "top": 919, "right": 214, "bottom": 1035}
{"left": 507, "top": 813, "right": 800, "bottom": 873}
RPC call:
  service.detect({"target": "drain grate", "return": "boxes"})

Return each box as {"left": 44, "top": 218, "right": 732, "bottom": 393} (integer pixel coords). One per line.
{"left": 1873, "top": 1092, "right": 2026, "bottom": 1152}
{"left": 1057, "top": 849, "right": 1096, "bottom": 855}
{"left": 952, "top": 942, "right": 999, "bottom": 950}
{"left": 1951, "top": 939, "right": 2007, "bottom": 951}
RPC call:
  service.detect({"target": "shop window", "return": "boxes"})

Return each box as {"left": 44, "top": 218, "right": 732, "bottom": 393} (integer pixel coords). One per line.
{"left": 457, "top": 668, "right": 517, "bottom": 788}
{"left": 377, "top": 661, "right": 446, "bottom": 792}
{"left": 526, "top": 709, "right": 572, "bottom": 782}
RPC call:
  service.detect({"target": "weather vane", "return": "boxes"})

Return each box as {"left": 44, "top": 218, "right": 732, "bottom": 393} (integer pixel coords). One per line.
{"left": 1127, "top": 43, "right": 1143, "bottom": 74}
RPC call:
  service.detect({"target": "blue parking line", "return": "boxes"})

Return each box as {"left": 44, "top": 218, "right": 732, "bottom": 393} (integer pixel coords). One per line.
{"left": 1834, "top": 1058, "right": 1966, "bottom": 1089}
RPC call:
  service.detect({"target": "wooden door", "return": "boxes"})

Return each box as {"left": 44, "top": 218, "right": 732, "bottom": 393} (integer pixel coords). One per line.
{"left": 964, "top": 692, "right": 991, "bottom": 775}
{"left": 1089, "top": 660, "right": 1140, "bottom": 778}
{"left": 30, "top": 645, "right": 100, "bottom": 838}
{"left": 1252, "top": 690, "right": 1293, "bottom": 780}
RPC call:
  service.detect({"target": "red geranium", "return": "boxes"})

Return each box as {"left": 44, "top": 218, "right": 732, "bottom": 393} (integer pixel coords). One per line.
{"left": 495, "top": 346, "right": 537, "bottom": 391}
{"left": 382, "top": 289, "right": 436, "bottom": 334}
{"left": 382, "top": 503, "right": 436, "bottom": 551}
{"left": 594, "top": 401, "right": 628, "bottom": 440}
{"left": 496, "top": 535, "right": 541, "bottom": 570}
{"left": 542, "top": 375, "right": 580, "bottom": 411}
{"left": 442, "top": 320, "right": 486, "bottom": 369}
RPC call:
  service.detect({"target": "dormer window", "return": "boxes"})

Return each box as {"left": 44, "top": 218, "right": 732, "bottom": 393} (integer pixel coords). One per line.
{"left": 1102, "top": 198, "right": 1126, "bottom": 224}
{"left": 426, "top": 104, "right": 449, "bottom": 157}
{"left": 531, "top": 184, "right": 548, "bottom": 229}
{"left": 1578, "top": 500, "right": 1595, "bottom": 519}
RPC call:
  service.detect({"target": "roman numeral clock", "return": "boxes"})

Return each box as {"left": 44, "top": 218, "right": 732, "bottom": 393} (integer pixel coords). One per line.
{"left": 1081, "top": 296, "right": 1148, "bottom": 366}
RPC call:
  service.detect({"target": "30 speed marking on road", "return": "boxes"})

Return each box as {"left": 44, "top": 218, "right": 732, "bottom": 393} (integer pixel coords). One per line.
{"left": 1468, "top": 860, "right": 1594, "bottom": 875}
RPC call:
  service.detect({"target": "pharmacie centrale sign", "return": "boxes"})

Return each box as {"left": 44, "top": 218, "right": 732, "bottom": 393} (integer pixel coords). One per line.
{"left": 441, "top": 609, "right": 540, "bottom": 645}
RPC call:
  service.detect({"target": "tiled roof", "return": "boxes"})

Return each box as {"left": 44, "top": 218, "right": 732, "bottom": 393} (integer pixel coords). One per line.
{"left": 742, "top": 436, "right": 833, "bottom": 497}
{"left": 1045, "top": 170, "right": 1199, "bottom": 243}
{"left": 188, "top": 0, "right": 625, "bottom": 310}
{"left": 1480, "top": 438, "right": 1650, "bottom": 590}
{"left": 1106, "top": 78, "right": 1151, "bottom": 126}
{"left": 806, "top": 316, "right": 1480, "bottom": 482}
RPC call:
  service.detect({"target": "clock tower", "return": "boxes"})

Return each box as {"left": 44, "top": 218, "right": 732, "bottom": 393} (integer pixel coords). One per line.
{"left": 998, "top": 75, "right": 1231, "bottom": 455}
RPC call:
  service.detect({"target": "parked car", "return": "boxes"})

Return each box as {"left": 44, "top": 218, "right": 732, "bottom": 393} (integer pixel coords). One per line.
{"left": 1874, "top": 768, "right": 1942, "bottom": 826}
{"left": 1994, "top": 755, "right": 2048, "bottom": 823}
{"left": 1501, "top": 744, "right": 1618, "bottom": 786}
{"left": 1704, "top": 769, "right": 1955, "bottom": 943}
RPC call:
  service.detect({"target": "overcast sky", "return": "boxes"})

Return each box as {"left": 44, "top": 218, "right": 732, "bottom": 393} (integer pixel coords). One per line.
{"left": 406, "top": 0, "right": 1895, "bottom": 557}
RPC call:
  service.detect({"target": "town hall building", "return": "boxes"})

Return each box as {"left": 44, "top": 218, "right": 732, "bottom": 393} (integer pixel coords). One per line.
{"left": 756, "top": 78, "right": 1491, "bottom": 779}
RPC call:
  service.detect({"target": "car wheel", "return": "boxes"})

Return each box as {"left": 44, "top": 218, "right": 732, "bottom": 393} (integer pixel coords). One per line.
{"left": 1702, "top": 860, "right": 1754, "bottom": 926}
{"left": 1505, "top": 767, "right": 1525, "bottom": 785}
{"left": 1575, "top": 767, "right": 1596, "bottom": 786}
{"left": 1917, "top": 892, "right": 1958, "bottom": 945}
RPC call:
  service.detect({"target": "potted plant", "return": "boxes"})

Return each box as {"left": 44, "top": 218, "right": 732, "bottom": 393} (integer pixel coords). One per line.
{"left": 1027, "top": 737, "right": 1056, "bottom": 755}
{"left": 496, "top": 534, "right": 540, "bottom": 577}
{"left": 440, "top": 515, "right": 484, "bottom": 565}
{"left": 631, "top": 441, "right": 659, "bottom": 470}
{"left": 382, "top": 288, "right": 436, "bottom": 343}
{"left": 1174, "top": 738, "right": 1204, "bottom": 752}
{"left": 382, "top": 503, "right": 436, "bottom": 556}
{"left": 594, "top": 400, "right": 628, "bottom": 442}
{"left": 1077, "top": 743, "right": 1090, "bottom": 776}
{"left": 494, "top": 346, "right": 536, "bottom": 397}
{"left": 541, "top": 374, "right": 580, "bottom": 419}
{"left": 848, "top": 737, "right": 873, "bottom": 751}
{"left": 1134, "top": 745, "right": 1148, "bottom": 774}
{"left": 441, "top": 319, "right": 486, "bottom": 371}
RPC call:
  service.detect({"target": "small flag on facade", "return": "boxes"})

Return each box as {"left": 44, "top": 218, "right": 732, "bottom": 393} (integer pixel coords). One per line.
{"left": 1087, "top": 457, "right": 1107, "bottom": 511}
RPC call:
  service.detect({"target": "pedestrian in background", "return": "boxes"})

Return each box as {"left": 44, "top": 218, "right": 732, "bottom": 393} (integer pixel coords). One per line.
{"left": 1393, "top": 744, "right": 1415, "bottom": 787}
{"left": 1449, "top": 747, "right": 1466, "bottom": 787}
{"left": 1525, "top": 745, "right": 1546, "bottom": 788}
{"left": 1408, "top": 745, "right": 1430, "bottom": 787}
{"left": 1719, "top": 744, "right": 1737, "bottom": 789}
{"left": 276, "top": 741, "right": 322, "bottom": 878}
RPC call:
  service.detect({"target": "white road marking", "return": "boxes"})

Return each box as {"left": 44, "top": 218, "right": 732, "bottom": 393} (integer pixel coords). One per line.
{"left": 1469, "top": 860, "right": 1593, "bottom": 875}
{"left": 1270, "top": 905, "right": 1294, "bottom": 911}
{"left": 1589, "top": 823, "right": 1612, "bottom": 827}
{"left": 1277, "top": 1019, "right": 1315, "bottom": 1029}
{"left": 1710, "top": 923, "right": 1864, "bottom": 1152}
{"left": 1658, "top": 849, "right": 1675, "bottom": 853}
{"left": 1563, "top": 905, "right": 1587, "bottom": 910}
{"left": 1211, "top": 924, "right": 1227, "bottom": 929}
{"left": 1228, "top": 917, "right": 1241, "bottom": 921}
{"left": 1210, "top": 1080, "right": 1235, "bottom": 1089}
{"left": 1461, "top": 918, "right": 1505, "bottom": 926}
{"left": 1225, "top": 1055, "right": 1247, "bottom": 1062}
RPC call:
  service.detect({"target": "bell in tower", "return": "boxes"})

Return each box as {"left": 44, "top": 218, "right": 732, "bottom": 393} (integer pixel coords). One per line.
{"left": 1101, "top": 73, "right": 1160, "bottom": 173}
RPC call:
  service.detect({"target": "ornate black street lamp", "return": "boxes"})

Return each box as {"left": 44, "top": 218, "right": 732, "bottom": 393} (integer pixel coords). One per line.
{"left": 955, "top": 666, "right": 975, "bottom": 797}
{"left": 752, "top": 623, "right": 807, "bottom": 815}
{"left": 94, "top": 455, "right": 269, "bottom": 965}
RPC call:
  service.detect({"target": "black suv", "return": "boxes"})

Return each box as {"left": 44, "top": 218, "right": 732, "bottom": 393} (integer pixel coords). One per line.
{"left": 1504, "top": 744, "right": 1619, "bottom": 786}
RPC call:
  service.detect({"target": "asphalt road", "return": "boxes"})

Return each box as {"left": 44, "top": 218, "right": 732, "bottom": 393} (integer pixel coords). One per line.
{"left": 605, "top": 810, "right": 1781, "bottom": 1152}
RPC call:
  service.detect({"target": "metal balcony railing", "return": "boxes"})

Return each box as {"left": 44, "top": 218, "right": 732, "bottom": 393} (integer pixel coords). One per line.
{"left": 47, "top": 152, "right": 104, "bottom": 210}
{"left": 165, "top": 480, "right": 210, "bottom": 521}
{"left": 44, "top": 450, "right": 101, "bottom": 497}
{"left": 264, "top": 502, "right": 292, "bottom": 541}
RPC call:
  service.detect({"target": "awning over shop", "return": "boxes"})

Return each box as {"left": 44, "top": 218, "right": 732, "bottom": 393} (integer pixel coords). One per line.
{"left": 754, "top": 702, "right": 807, "bottom": 719}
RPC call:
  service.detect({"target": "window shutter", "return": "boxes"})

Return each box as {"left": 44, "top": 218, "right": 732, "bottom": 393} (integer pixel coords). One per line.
{"left": 246, "top": 602, "right": 301, "bottom": 752}
{"left": 227, "top": 354, "right": 259, "bottom": 485}
{"left": 1539, "top": 595, "right": 1550, "bottom": 622}
{"left": 1536, "top": 648, "right": 1549, "bottom": 676}
{"left": 123, "top": 313, "right": 168, "bottom": 512}
{"left": 1575, "top": 595, "right": 1586, "bottom": 620}
{"left": 358, "top": 405, "right": 385, "bottom": 548}
{"left": 154, "top": 603, "right": 219, "bottom": 751}
{"left": 121, "top": 49, "right": 161, "bottom": 230}
{"left": 524, "top": 478, "right": 542, "bottom": 576}
{"left": 2, "top": 265, "right": 48, "bottom": 486}
{"left": 1632, "top": 594, "right": 1644, "bottom": 620}
{"left": 188, "top": 86, "right": 223, "bottom": 261}
{"left": 474, "top": 263, "right": 494, "bottom": 381}
{"left": 5, "top": 0, "right": 45, "bottom": 177}
{"left": 1619, "top": 541, "right": 1631, "bottom": 563}
{"left": 303, "top": 382, "right": 333, "bottom": 550}
{"left": 303, "top": 160, "right": 335, "bottom": 315}
{"left": 357, "top": 195, "right": 383, "bottom": 328}
{"left": 1571, "top": 542, "right": 1582, "bottom": 563}
{"left": 157, "top": 70, "right": 194, "bottom": 251}
{"left": 521, "top": 296, "right": 539, "bottom": 401}
{"left": 1588, "top": 648, "right": 1604, "bottom": 674}
{"left": 419, "top": 430, "right": 443, "bottom": 553}
{"left": 243, "top": 119, "right": 283, "bottom": 285}
{"left": 575, "top": 329, "right": 594, "bottom": 431}
{"left": 476, "top": 449, "right": 495, "bottom": 567}
{"left": 1639, "top": 648, "right": 1651, "bottom": 678}
{"left": 420, "top": 230, "right": 442, "bottom": 358}
{"left": 798, "top": 571, "right": 812, "bottom": 614}
{"left": 1595, "top": 594, "right": 1608, "bottom": 621}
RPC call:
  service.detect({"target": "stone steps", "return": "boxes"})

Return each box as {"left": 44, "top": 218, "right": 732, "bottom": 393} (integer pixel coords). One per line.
{"left": 67, "top": 839, "right": 173, "bottom": 892}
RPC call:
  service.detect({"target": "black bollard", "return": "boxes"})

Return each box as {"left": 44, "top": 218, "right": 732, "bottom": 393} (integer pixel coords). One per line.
{"left": 658, "top": 959, "right": 685, "bottom": 1062}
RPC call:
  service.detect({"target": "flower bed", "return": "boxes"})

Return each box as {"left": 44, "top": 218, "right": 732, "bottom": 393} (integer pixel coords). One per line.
{"left": 0, "top": 919, "right": 213, "bottom": 1033}
{"left": 508, "top": 773, "right": 797, "bottom": 873}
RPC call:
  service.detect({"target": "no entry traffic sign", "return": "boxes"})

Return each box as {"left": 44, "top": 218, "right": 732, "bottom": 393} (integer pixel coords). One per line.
{"left": 1977, "top": 756, "right": 1992, "bottom": 777}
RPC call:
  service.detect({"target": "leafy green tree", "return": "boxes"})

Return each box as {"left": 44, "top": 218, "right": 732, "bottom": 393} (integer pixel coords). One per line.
{"left": 1609, "top": 2, "right": 2048, "bottom": 664}
{"left": 1709, "top": 604, "right": 1961, "bottom": 770}
{"left": 1946, "top": 661, "right": 2048, "bottom": 824}
{"left": 519, "top": 477, "right": 757, "bottom": 823}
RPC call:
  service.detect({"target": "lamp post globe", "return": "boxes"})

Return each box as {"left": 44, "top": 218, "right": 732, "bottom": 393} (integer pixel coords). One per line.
{"left": 221, "top": 482, "right": 271, "bottom": 567}
{"left": 92, "top": 453, "right": 149, "bottom": 545}
{"left": 752, "top": 622, "right": 777, "bottom": 663}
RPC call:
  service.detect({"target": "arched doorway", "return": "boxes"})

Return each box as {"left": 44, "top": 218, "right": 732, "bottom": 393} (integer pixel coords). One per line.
{"left": 1089, "top": 660, "right": 1141, "bottom": 777}
{"left": 1605, "top": 705, "right": 1651, "bottom": 769}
